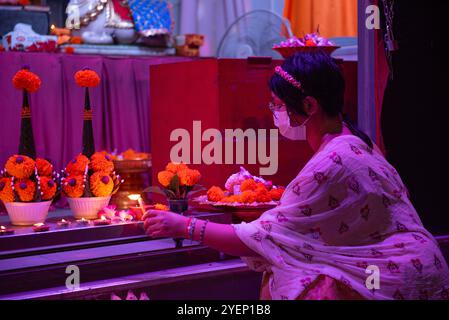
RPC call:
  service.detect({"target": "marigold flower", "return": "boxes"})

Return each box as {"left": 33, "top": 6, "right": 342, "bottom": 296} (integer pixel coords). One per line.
{"left": 63, "top": 175, "right": 84, "bottom": 198}
{"left": 269, "top": 188, "right": 285, "bottom": 201}
{"left": 157, "top": 170, "right": 174, "bottom": 187}
{"left": 74, "top": 68, "right": 100, "bottom": 87}
{"left": 90, "top": 152, "right": 114, "bottom": 174}
{"left": 12, "top": 68, "right": 41, "bottom": 93}
{"left": 14, "top": 179, "right": 36, "bottom": 202}
{"left": 40, "top": 176, "right": 57, "bottom": 200}
{"left": 36, "top": 158, "right": 53, "bottom": 177}
{"left": 240, "top": 179, "right": 257, "bottom": 192}
{"left": 220, "top": 195, "right": 241, "bottom": 203}
{"left": 0, "top": 177, "right": 14, "bottom": 203}
{"left": 66, "top": 154, "right": 89, "bottom": 175}
{"left": 5, "top": 155, "right": 35, "bottom": 179}
{"left": 240, "top": 190, "right": 257, "bottom": 204}
{"left": 154, "top": 203, "right": 169, "bottom": 211}
{"left": 255, "top": 188, "right": 272, "bottom": 203}
{"left": 65, "top": 46, "right": 75, "bottom": 54}
{"left": 207, "top": 186, "right": 225, "bottom": 202}
{"left": 165, "top": 162, "right": 188, "bottom": 174}
{"left": 178, "top": 169, "right": 201, "bottom": 187}
{"left": 90, "top": 172, "right": 113, "bottom": 197}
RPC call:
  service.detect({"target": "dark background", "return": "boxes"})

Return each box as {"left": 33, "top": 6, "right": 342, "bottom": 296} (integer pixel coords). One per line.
{"left": 381, "top": 0, "right": 449, "bottom": 235}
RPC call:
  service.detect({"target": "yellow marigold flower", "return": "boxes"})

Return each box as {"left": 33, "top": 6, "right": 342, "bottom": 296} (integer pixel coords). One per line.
{"left": 0, "top": 177, "right": 14, "bottom": 203}
{"left": 66, "top": 154, "right": 89, "bottom": 175}
{"left": 157, "top": 170, "right": 174, "bottom": 187}
{"left": 178, "top": 169, "right": 201, "bottom": 187}
{"left": 154, "top": 203, "right": 169, "bottom": 211}
{"left": 240, "top": 179, "right": 257, "bottom": 192}
{"left": 40, "top": 176, "right": 57, "bottom": 200}
{"left": 90, "top": 152, "right": 114, "bottom": 174}
{"left": 90, "top": 172, "right": 114, "bottom": 197}
{"left": 165, "top": 162, "right": 188, "bottom": 174}
{"left": 207, "top": 186, "right": 225, "bottom": 202}
{"left": 14, "top": 178, "right": 36, "bottom": 202}
{"left": 63, "top": 175, "right": 84, "bottom": 198}
{"left": 36, "top": 158, "right": 53, "bottom": 177}
{"left": 5, "top": 155, "right": 35, "bottom": 179}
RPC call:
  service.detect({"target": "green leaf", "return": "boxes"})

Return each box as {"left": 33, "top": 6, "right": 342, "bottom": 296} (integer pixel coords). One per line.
{"left": 169, "top": 174, "right": 180, "bottom": 197}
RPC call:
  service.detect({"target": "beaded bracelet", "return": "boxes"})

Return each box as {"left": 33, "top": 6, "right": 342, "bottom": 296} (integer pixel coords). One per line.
{"left": 185, "top": 217, "right": 192, "bottom": 238}
{"left": 199, "top": 219, "right": 209, "bottom": 245}
{"left": 188, "top": 217, "right": 197, "bottom": 241}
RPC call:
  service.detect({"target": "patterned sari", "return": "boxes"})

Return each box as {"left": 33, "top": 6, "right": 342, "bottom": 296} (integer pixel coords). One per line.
{"left": 233, "top": 135, "right": 449, "bottom": 300}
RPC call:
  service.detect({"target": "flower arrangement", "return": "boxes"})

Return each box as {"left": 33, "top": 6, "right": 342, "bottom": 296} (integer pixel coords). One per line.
{"left": 273, "top": 31, "right": 339, "bottom": 58}
{"left": 0, "top": 155, "right": 61, "bottom": 204}
{"left": 12, "top": 67, "right": 41, "bottom": 93}
{"left": 62, "top": 151, "right": 122, "bottom": 199}
{"left": 273, "top": 32, "right": 335, "bottom": 49}
{"left": 74, "top": 68, "right": 101, "bottom": 88}
{"left": 204, "top": 167, "right": 285, "bottom": 205}
{"left": 156, "top": 162, "right": 201, "bottom": 200}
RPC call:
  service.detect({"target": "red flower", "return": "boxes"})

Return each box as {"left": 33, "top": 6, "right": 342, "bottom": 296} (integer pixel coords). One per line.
{"left": 12, "top": 68, "right": 41, "bottom": 93}
{"left": 74, "top": 68, "right": 100, "bottom": 87}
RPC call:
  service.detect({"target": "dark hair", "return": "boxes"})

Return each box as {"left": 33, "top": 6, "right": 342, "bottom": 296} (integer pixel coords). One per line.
{"left": 269, "top": 51, "right": 373, "bottom": 149}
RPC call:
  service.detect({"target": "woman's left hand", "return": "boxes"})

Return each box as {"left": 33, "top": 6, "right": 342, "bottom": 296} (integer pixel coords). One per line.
{"left": 142, "top": 210, "right": 188, "bottom": 239}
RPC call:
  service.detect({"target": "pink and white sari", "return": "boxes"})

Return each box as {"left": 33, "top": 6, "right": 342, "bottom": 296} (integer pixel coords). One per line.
{"left": 233, "top": 135, "right": 449, "bottom": 300}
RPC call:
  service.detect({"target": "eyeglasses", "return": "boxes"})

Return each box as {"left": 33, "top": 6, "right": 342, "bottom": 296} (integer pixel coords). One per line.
{"left": 268, "top": 101, "right": 285, "bottom": 113}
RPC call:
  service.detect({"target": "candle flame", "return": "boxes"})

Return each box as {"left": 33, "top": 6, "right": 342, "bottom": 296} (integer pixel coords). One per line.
{"left": 1, "top": 226, "right": 5, "bottom": 230}
{"left": 101, "top": 215, "right": 106, "bottom": 220}
{"left": 128, "top": 194, "right": 141, "bottom": 201}
{"left": 61, "top": 219, "right": 66, "bottom": 223}
{"left": 34, "top": 223, "right": 44, "bottom": 227}
{"left": 51, "top": 24, "right": 55, "bottom": 30}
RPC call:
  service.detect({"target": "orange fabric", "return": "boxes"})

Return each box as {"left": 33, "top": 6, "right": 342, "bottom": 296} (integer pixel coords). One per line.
{"left": 283, "top": 0, "right": 358, "bottom": 38}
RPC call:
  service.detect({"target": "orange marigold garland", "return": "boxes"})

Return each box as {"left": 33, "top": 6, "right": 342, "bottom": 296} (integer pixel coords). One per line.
{"left": 12, "top": 68, "right": 41, "bottom": 93}
{"left": 66, "top": 154, "right": 89, "bottom": 175}
{"left": 90, "top": 171, "right": 114, "bottom": 197}
{"left": 63, "top": 175, "right": 84, "bottom": 198}
{"left": 40, "top": 176, "right": 57, "bottom": 200}
{"left": 0, "top": 177, "right": 14, "bottom": 203}
{"left": 5, "top": 155, "right": 35, "bottom": 179}
{"left": 14, "top": 178, "right": 36, "bottom": 202}
{"left": 74, "top": 68, "right": 100, "bottom": 87}
{"left": 36, "top": 158, "right": 53, "bottom": 177}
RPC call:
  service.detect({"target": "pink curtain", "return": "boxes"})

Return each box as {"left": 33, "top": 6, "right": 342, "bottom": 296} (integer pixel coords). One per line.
{"left": 0, "top": 51, "right": 190, "bottom": 170}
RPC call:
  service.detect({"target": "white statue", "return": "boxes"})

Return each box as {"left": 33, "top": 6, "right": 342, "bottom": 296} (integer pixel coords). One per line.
{"left": 66, "top": 0, "right": 137, "bottom": 44}
{"left": 66, "top": 0, "right": 173, "bottom": 45}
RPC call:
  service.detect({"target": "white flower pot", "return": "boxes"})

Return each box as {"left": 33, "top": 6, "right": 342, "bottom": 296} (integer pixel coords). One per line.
{"left": 5, "top": 201, "right": 52, "bottom": 226}
{"left": 67, "top": 196, "right": 111, "bottom": 220}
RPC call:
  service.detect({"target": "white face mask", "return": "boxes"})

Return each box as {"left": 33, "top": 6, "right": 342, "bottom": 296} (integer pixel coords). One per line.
{"left": 273, "top": 110, "right": 311, "bottom": 141}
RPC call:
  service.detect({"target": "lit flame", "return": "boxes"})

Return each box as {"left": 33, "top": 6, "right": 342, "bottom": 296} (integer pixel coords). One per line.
{"left": 128, "top": 194, "right": 141, "bottom": 201}
{"left": 101, "top": 215, "right": 107, "bottom": 221}
{"left": 34, "top": 223, "right": 44, "bottom": 227}
{"left": 50, "top": 24, "right": 55, "bottom": 30}
{"left": 61, "top": 219, "right": 66, "bottom": 223}
{"left": 1, "top": 226, "right": 5, "bottom": 230}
